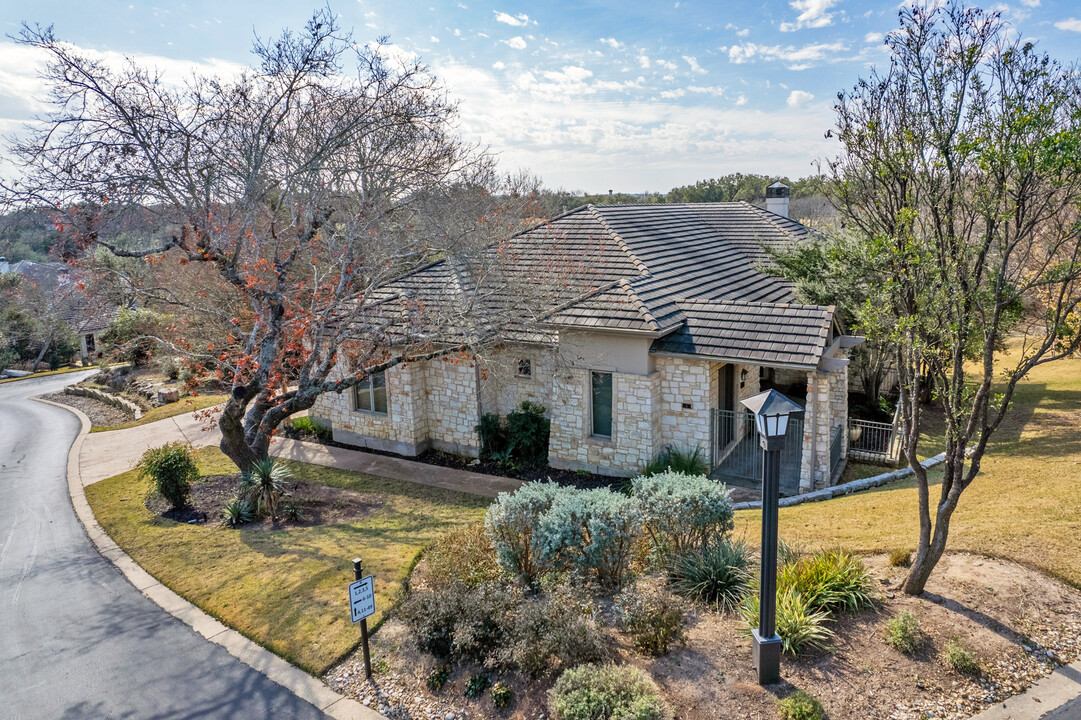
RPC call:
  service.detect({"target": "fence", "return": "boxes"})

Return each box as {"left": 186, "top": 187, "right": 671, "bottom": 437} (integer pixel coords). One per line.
{"left": 846, "top": 414, "right": 903, "bottom": 465}
{"left": 830, "top": 424, "right": 844, "bottom": 477}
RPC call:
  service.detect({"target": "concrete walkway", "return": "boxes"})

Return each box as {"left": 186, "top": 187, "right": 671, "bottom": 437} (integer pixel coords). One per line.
{"left": 79, "top": 406, "right": 522, "bottom": 498}
{"left": 973, "top": 660, "right": 1081, "bottom": 719}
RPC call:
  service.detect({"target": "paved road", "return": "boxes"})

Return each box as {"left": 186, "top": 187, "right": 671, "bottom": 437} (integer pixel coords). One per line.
{"left": 0, "top": 372, "right": 327, "bottom": 720}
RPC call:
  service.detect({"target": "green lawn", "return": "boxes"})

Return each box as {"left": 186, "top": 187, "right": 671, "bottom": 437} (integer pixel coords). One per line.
{"left": 735, "top": 352, "right": 1081, "bottom": 589}
{"left": 90, "top": 393, "right": 230, "bottom": 432}
{"left": 85, "top": 447, "right": 489, "bottom": 674}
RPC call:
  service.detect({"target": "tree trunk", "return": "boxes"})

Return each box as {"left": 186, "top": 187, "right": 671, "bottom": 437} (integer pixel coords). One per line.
{"left": 218, "top": 393, "right": 266, "bottom": 471}
{"left": 902, "top": 510, "right": 952, "bottom": 595}
{"left": 32, "top": 332, "right": 53, "bottom": 373}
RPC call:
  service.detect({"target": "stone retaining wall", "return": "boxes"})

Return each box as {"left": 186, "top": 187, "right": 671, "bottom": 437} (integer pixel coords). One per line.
{"left": 65, "top": 385, "right": 143, "bottom": 420}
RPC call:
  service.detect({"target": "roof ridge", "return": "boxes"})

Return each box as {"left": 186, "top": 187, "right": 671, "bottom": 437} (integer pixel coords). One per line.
{"left": 616, "top": 278, "right": 660, "bottom": 331}
{"left": 537, "top": 278, "right": 624, "bottom": 322}
{"left": 510, "top": 204, "right": 592, "bottom": 240}
{"left": 676, "top": 297, "right": 832, "bottom": 312}
{"left": 739, "top": 201, "right": 805, "bottom": 240}
{"left": 587, "top": 205, "right": 651, "bottom": 277}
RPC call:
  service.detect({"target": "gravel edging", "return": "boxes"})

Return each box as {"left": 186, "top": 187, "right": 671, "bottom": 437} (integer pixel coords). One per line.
{"left": 34, "top": 394, "right": 384, "bottom": 720}
{"left": 731, "top": 452, "right": 948, "bottom": 511}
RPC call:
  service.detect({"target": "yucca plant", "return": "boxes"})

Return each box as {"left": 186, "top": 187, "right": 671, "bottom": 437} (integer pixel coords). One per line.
{"left": 669, "top": 538, "right": 753, "bottom": 612}
{"left": 239, "top": 457, "right": 292, "bottom": 521}
{"left": 741, "top": 588, "right": 835, "bottom": 655}
{"left": 221, "top": 497, "right": 256, "bottom": 527}
{"left": 778, "top": 549, "right": 876, "bottom": 615}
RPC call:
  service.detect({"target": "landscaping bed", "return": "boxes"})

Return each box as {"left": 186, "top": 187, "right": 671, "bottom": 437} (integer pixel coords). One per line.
{"left": 42, "top": 390, "right": 130, "bottom": 427}
{"left": 144, "top": 472, "right": 385, "bottom": 528}
{"left": 84, "top": 446, "right": 488, "bottom": 674}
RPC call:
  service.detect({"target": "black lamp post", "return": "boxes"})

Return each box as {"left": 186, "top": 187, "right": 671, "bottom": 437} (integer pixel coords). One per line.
{"left": 740, "top": 388, "right": 804, "bottom": 685}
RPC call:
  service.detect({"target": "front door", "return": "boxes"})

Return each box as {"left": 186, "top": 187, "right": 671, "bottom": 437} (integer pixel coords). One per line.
{"left": 718, "top": 364, "right": 736, "bottom": 447}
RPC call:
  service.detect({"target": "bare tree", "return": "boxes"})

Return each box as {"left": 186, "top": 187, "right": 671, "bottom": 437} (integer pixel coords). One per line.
{"left": 828, "top": 2, "right": 1081, "bottom": 594}
{"left": 7, "top": 11, "right": 552, "bottom": 469}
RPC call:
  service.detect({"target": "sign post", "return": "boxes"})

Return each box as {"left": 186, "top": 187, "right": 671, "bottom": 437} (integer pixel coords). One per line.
{"left": 349, "top": 557, "right": 375, "bottom": 679}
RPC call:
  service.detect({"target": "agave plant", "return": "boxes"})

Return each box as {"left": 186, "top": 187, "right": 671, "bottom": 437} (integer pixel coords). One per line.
{"left": 221, "top": 497, "right": 256, "bottom": 528}
{"left": 239, "top": 457, "right": 293, "bottom": 521}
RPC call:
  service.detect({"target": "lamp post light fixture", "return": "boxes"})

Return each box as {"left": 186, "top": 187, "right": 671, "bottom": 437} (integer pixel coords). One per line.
{"left": 740, "top": 389, "right": 804, "bottom": 685}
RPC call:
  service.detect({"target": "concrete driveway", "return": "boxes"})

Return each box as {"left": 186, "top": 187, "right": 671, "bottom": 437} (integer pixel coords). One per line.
{"left": 0, "top": 371, "right": 327, "bottom": 719}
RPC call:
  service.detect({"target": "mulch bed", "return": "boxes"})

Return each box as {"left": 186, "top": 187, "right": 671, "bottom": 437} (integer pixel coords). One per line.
{"left": 145, "top": 472, "right": 384, "bottom": 529}
{"left": 280, "top": 426, "right": 626, "bottom": 489}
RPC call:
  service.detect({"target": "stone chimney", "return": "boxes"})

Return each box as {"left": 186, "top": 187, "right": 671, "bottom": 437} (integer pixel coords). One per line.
{"left": 765, "top": 181, "right": 790, "bottom": 218}
{"left": 0, "top": 257, "right": 8, "bottom": 274}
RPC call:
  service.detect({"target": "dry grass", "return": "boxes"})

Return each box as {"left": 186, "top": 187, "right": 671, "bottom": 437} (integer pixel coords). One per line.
{"left": 85, "top": 446, "right": 488, "bottom": 674}
{"left": 735, "top": 351, "right": 1081, "bottom": 589}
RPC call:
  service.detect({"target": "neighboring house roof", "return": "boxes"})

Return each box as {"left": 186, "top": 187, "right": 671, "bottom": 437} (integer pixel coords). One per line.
{"left": 8, "top": 260, "right": 118, "bottom": 334}
{"left": 365, "top": 201, "right": 838, "bottom": 369}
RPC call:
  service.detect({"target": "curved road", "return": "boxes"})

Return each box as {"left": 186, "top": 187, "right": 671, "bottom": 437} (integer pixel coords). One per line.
{"left": 0, "top": 372, "right": 326, "bottom": 720}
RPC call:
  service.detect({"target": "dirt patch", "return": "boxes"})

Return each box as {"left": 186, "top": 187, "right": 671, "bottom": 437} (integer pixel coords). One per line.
{"left": 145, "top": 473, "right": 385, "bottom": 529}
{"left": 326, "top": 552, "right": 1081, "bottom": 720}
{"left": 41, "top": 391, "right": 131, "bottom": 428}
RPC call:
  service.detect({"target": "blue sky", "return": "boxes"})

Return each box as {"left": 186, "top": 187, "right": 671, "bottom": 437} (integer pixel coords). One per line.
{"left": 2, "top": 0, "right": 1080, "bottom": 192}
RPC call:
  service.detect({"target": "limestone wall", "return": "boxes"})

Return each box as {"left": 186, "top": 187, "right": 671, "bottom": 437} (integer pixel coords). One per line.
{"left": 478, "top": 345, "right": 556, "bottom": 417}
{"left": 656, "top": 356, "right": 711, "bottom": 452}
{"left": 423, "top": 358, "right": 482, "bottom": 456}
{"left": 548, "top": 367, "right": 658, "bottom": 476}
{"left": 312, "top": 361, "right": 428, "bottom": 455}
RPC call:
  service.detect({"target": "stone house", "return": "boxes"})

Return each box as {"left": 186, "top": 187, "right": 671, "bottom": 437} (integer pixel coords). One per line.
{"left": 311, "top": 187, "right": 862, "bottom": 495}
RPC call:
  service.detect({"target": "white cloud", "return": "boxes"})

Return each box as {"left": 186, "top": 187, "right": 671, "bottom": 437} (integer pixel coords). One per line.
{"left": 454, "top": 29, "right": 461, "bottom": 37}
{"left": 683, "top": 55, "right": 707, "bottom": 74}
{"left": 727, "top": 41, "right": 847, "bottom": 68}
{"left": 430, "top": 36, "right": 440, "bottom": 43}
{"left": 599, "top": 37, "right": 624, "bottom": 50}
{"left": 502, "top": 36, "right": 527, "bottom": 50}
{"left": 735, "top": 94, "right": 748, "bottom": 106}
{"left": 726, "top": 22, "right": 751, "bottom": 37}
{"left": 656, "top": 59, "right": 678, "bottom": 70}
{"left": 1055, "top": 18, "right": 1081, "bottom": 32}
{"left": 687, "top": 85, "right": 726, "bottom": 96}
{"left": 494, "top": 11, "right": 532, "bottom": 27}
{"left": 638, "top": 54, "right": 651, "bottom": 68}
{"left": 787, "top": 90, "right": 815, "bottom": 107}
{"left": 1019, "top": 0, "right": 1039, "bottom": 6}
{"left": 864, "top": 32, "right": 883, "bottom": 43}
{"left": 779, "top": 0, "right": 839, "bottom": 31}
{"left": 660, "top": 88, "right": 686, "bottom": 99}
{"left": 492, "top": 60, "right": 505, "bottom": 70}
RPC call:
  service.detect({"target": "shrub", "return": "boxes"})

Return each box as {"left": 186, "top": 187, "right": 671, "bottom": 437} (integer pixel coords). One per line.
{"left": 239, "top": 457, "right": 292, "bottom": 521}
{"left": 485, "top": 482, "right": 563, "bottom": 582}
{"left": 100, "top": 307, "right": 167, "bottom": 365}
{"left": 137, "top": 441, "right": 198, "bottom": 508}
{"left": 503, "top": 587, "right": 606, "bottom": 677}
{"left": 426, "top": 664, "right": 450, "bottom": 692}
{"left": 464, "top": 673, "right": 491, "bottom": 699}
{"left": 945, "top": 640, "right": 980, "bottom": 677}
{"left": 640, "top": 446, "right": 708, "bottom": 477}
{"left": 885, "top": 610, "right": 926, "bottom": 654}
{"left": 778, "top": 550, "right": 876, "bottom": 615}
{"left": 741, "top": 589, "right": 835, "bottom": 655}
{"left": 631, "top": 471, "right": 734, "bottom": 555}
{"left": 548, "top": 663, "right": 672, "bottom": 720}
{"left": 490, "top": 682, "right": 514, "bottom": 709}
{"left": 669, "top": 538, "right": 753, "bottom": 612}
{"left": 158, "top": 355, "right": 180, "bottom": 380}
{"left": 616, "top": 585, "right": 686, "bottom": 656}
{"left": 291, "top": 416, "right": 331, "bottom": 440}
{"left": 888, "top": 548, "right": 912, "bottom": 567}
{"left": 220, "top": 497, "right": 256, "bottom": 527}
{"left": 506, "top": 401, "right": 550, "bottom": 466}
{"left": 537, "top": 487, "right": 642, "bottom": 587}
{"left": 398, "top": 582, "right": 518, "bottom": 664}
{"left": 777, "top": 691, "right": 825, "bottom": 720}
{"left": 424, "top": 523, "right": 502, "bottom": 587}
{"left": 476, "top": 412, "right": 507, "bottom": 459}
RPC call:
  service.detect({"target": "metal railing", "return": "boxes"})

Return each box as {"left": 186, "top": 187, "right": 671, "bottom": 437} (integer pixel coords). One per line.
{"left": 830, "top": 424, "right": 844, "bottom": 477}
{"left": 847, "top": 416, "right": 903, "bottom": 464}
{"left": 710, "top": 408, "right": 803, "bottom": 494}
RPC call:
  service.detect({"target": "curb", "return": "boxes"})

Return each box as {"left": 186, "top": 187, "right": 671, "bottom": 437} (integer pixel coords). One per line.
{"left": 731, "top": 452, "right": 949, "bottom": 511}
{"left": 36, "top": 396, "right": 384, "bottom": 720}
